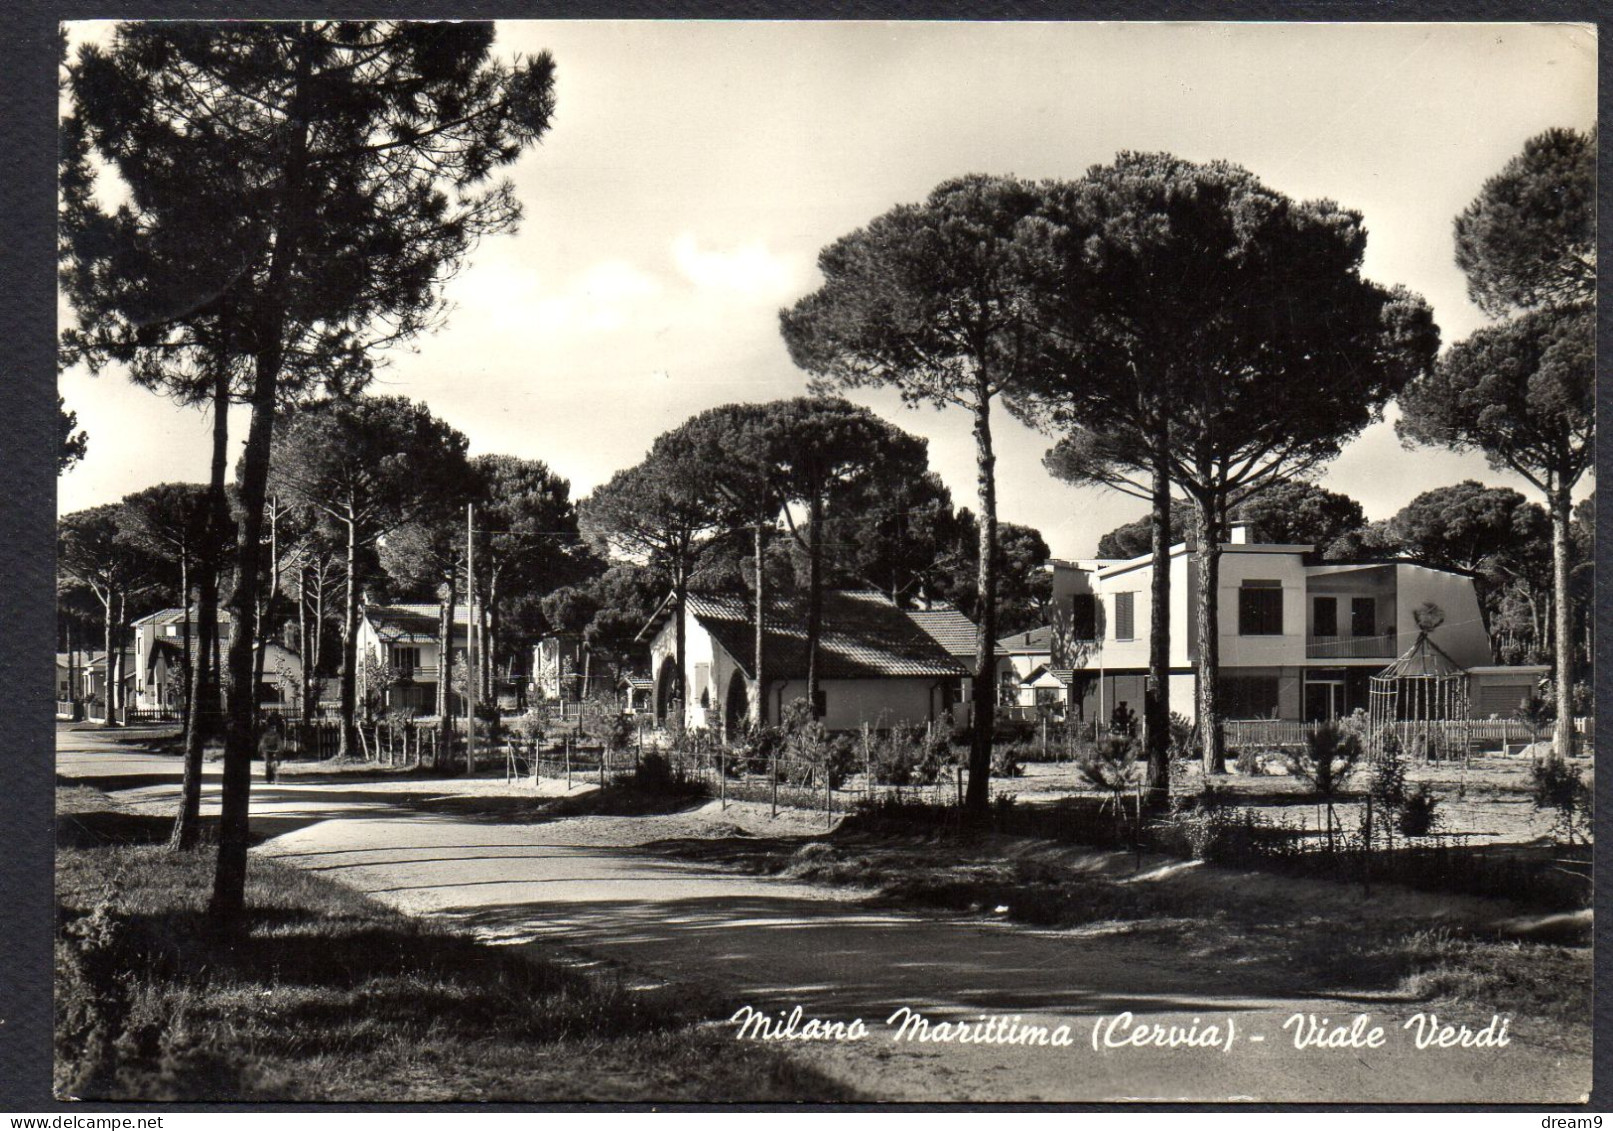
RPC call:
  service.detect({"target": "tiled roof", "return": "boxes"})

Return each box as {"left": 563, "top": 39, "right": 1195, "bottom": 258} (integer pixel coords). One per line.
{"left": 997, "top": 624, "right": 1057, "bottom": 654}
{"left": 132, "top": 607, "right": 234, "bottom": 627}
{"left": 1026, "top": 665, "right": 1080, "bottom": 687}
{"left": 364, "top": 604, "right": 473, "bottom": 640}
{"left": 907, "top": 605, "right": 980, "bottom": 659}
{"left": 620, "top": 673, "right": 654, "bottom": 690}
{"left": 667, "top": 590, "right": 968, "bottom": 680}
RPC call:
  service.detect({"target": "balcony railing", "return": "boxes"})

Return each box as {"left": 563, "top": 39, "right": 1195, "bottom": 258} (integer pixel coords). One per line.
{"left": 1305, "top": 632, "right": 1397, "bottom": 660}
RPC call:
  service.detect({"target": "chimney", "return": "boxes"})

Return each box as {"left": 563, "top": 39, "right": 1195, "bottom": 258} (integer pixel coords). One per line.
{"left": 1228, "top": 523, "right": 1253, "bottom": 545}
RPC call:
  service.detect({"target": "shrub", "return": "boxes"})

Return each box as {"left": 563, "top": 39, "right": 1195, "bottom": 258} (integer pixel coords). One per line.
{"left": 1233, "top": 746, "right": 1263, "bottom": 776}
{"left": 1109, "top": 703, "right": 1138, "bottom": 737}
{"left": 1397, "top": 783, "right": 1441, "bottom": 837}
{"left": 636, "top": 751, "right": 676, "bottom": 790}
{"left": 1285, "top": 724, "right": 1362, "bottom": 799}
{"left": 992, "top": 743, "right": 1026, "bottom": 779}
{"left": 729, "top": 723, "right": 784, "bottom": 777}
{"left": 509, "top": 709, "right": 546, "bottom": 749}
{"left": 1515, "top": 694, "right": 1555, "bottom": 745}
{"left": 1530, "top": 755, "right": 1592, "bottom": 845}
{"left": 824, "top": 734, "right": 859, "bottom": 790}
{"left": 1166, "top": 712, "right": 1198, "bottom": 763}
{"left": 1078, "top": 736, "right": 1142, "bottom": 839}
{"left": 1369, "top": 737, "right": 1407, "bottom": 811}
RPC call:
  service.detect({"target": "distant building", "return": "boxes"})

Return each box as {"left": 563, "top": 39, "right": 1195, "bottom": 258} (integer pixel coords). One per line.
{"left": 997, "top": 525, "right": 1541, "bottom": 725}
{"left": 636, "top": 589, "right": 974, "bottom": 732}
{"left": 129, "top": 607, "right": 302, "bottom": 712}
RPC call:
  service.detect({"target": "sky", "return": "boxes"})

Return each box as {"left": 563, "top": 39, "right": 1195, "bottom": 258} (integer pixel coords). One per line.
{"left": 57, "top": 20, "right": 1598, "bottom": 559}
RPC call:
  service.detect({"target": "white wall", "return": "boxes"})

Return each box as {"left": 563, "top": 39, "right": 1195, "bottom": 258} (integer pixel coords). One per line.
{"left": 769, "top": 677, "right": 944, "bottom": 731}
{"left": 1394, "top": 564, "right": 1491, "bottom": 668}
{"left": 1215, "top": 548, "right": 1310, "bottom": 669}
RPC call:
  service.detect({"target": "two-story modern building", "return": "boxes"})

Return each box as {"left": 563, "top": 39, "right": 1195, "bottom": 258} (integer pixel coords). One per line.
{"left": 1002, "top": 526, "right": 1542, "bottom": 725}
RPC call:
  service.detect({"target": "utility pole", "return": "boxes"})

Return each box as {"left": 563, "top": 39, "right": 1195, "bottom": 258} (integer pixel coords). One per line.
{"left": 466, "top": 501, "right": 476, "bottom": 775}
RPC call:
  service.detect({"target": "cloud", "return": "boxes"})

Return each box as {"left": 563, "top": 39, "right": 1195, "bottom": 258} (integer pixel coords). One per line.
{"left": 671, "top": 233, "right": 797, "bottom": 297}
{"left": 454, "top": 258, "right": 663, "bottom": 337}
{"left": 535, "top": 260, "right": 664, "bottom": 332}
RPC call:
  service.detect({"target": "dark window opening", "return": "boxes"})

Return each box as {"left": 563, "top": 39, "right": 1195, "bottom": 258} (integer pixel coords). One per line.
{"left": 1351, "top": 597, "right": 1377, "bottom": 637}
{"left": 1070, "top": 594, "right": 1097, "bottom": 641}
{"left": 1313, "top": 596, "right": 1338, "bottom": 637}
{"left": 1238, "top": 583, "right": 1284, "bottom": 636}
{"left": 1223, "top": 674, "right": 1281, "bottom": 718}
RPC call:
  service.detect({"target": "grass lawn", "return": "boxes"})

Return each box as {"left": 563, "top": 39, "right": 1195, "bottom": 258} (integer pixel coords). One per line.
{"left": 55, "top": 785, "right": 855, "bottom": 1103}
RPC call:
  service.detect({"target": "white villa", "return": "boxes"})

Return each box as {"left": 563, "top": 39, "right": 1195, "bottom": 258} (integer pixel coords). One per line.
{"left": 998, "top": 525, "right": 1544, "bottom": 726}
{"left": 637, "top": 589, "right": 977, "bottom": 732}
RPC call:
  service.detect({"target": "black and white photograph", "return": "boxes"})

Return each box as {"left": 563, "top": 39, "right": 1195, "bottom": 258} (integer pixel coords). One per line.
{"left": 46, "top": 17, "right": 1595, "bottom": 1106}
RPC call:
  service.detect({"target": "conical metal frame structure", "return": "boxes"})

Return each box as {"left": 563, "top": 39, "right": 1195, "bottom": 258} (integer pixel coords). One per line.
{"left": 1367, "top": 630, "right": 1471, "bottom": 762}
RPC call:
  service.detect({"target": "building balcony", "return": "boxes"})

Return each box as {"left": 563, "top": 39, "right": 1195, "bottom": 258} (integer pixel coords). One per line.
{"left": 1305, "top": 632, "right": 1397, "bottom": 660}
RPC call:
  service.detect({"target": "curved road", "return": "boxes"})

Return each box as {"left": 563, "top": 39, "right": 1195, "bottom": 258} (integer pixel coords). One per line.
{"left": 57, "top": 726, "right": 1590, "bottom": 1104}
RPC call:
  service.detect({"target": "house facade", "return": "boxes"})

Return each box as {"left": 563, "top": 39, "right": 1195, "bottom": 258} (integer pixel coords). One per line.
{"left": 999, "top": 526, "right": 1541, "bottom": 725}
{"left": 637, "top": 589, "right": 974, "bottom": 733}
{"left": 354, "top": 603, "right": 472, "bottom": 714}
{"left": 129, "top": 608, "right": 303, "bottom": 712}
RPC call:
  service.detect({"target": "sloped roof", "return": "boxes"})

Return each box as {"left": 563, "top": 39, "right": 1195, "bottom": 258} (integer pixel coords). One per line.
{"left": 363, "top": 604, "right": 473, "bottom": 641}
{"left": 1025, "top": 665, "right": 1080, "bottom": 688}
{"left": 906, "top": 604, "right": 979, "bottom": 659}
{"left": 997, "top": 624, "right": 1057, "bottom": 655}
{"left": 619, "top": 672, "right": 654, "bottom": 690}
{"left": 648, "top": 590, "right": 968, "bottom": 680}
{"left": 132, "top": 607, "right": 234, "bottom": 627}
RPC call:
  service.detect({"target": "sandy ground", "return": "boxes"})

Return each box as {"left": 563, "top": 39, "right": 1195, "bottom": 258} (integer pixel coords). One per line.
{"left": 57, "top": 724, "right": 1591, "bottom": 1104}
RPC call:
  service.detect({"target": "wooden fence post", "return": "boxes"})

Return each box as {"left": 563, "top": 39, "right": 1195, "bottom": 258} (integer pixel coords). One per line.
{"left": 719, "top": 748, "right": 726, "bottom": 810}
{"left": 565, "top": 735, "right": 572, "bottom": 791}
{"left": 771, "top": 748, "right": 778, "bottom": 818}
{"left": 863, "top": 724, "right": 872, "bottom": 804}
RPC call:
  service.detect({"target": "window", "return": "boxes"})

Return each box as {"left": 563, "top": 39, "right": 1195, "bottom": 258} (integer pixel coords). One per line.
{"left": 1351, "top": 597, "right": 1377, "bottom": 638}
{"left": 390, "top": 645, "right": 421, "bottom": 674}
{"left": 1238, "top": 581, "right": 1283, "bottom": 636}
{"left": 1114, "top": 592, "right": 1136, "bottom": 641}
{"left": 1312, "top": 596, "right": 1338, "bottom": 637}
{"left": 1070, "top": 594, "right": 1098, "bottom": 642}
{"left": 999, "top": 669, "right": 1021, "bottom": 706}
{"left": 1223, "top": 674, "right": 1281, "bottom": 718}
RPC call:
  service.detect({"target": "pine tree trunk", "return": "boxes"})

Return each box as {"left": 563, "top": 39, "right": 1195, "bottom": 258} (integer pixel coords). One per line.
{"left": 754, "top": 507, "right": 767, "bottom": 728}
{"left": 212, "top": 38, "right": 314, "bottom": 922}
{"left": 100, "top": 591, "right": 114, "bottom": 726}
{"left": 213, "top": 383, "right": 279, "bottom": 918}
{"left": 965, "top": 385, "right": 998, "bottom": 819}
{"left": 1194, "top": 491, "right": 1226, "bottom": 774}
{"left": 1551, "top": 483, "right": 1575, "bottom": 757}
{"left": 298, "top": 561, "right": 314, "bottom": 722}
{"left": 172, "top": 379, "right": 228, "bottom": 852}
{"left": 673, "top": 566, "right": 687, "bottom": 727}
{"left": 338, "top": 515, "right": 359, "bottom": 759}
{"left": 438, "top": 570, "right": 455, "bottom": 768}
{"left": 1144, "top": 428, "right": 1173, "bottom": 802}
{"left": 806, "top": 486, "right": 824, "bottom": 715}
{"left": 179, "top": 554, "right": 192, "bottom": 734}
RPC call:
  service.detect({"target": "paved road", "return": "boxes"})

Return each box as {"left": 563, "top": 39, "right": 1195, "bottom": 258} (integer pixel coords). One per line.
{"left": 57, "top": 725, "right": 1591, "bottom": 1104}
